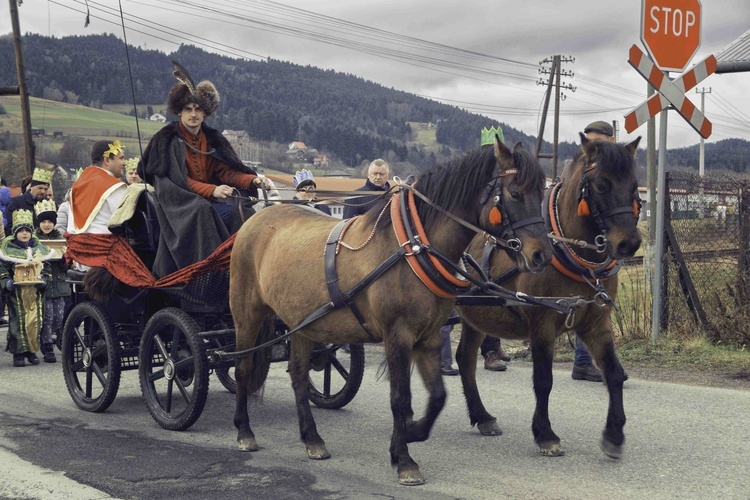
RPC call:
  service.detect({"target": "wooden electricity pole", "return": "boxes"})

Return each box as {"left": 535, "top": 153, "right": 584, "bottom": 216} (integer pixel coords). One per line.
{"left": 535, "top": 55, "right": 575, "bottom": 178}
{"left": 7, "top": 0, "right": 35, "bottom": 176}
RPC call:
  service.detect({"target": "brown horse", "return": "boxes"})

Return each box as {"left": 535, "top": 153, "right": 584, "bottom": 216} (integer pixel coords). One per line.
{"left": 229, "top": 138, "right": 552, "bottom": 485}
{"left": 455, "top": 134, "right": 641, "bottom": 459}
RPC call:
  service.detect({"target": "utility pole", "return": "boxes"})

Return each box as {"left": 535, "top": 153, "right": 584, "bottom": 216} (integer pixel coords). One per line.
{"left": 536, "top": 55, "right": 575, "bottom": 178}
{"left": 8, "top": 0, "right": 35, "bottom": 176}
{"left": 696, "top": 87, "right": 711, "bottom": 177}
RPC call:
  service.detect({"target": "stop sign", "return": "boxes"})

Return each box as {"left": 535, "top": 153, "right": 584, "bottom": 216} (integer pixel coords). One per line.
{"left": 641, "top": 0, "right": 702, "bottom": 73}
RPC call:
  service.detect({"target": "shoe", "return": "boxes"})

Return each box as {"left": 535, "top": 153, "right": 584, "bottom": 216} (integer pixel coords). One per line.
{"left": 483, "top": 351, "right": 508, "bottom": 371}
{"left": 13, "top": 355, "right": 25, "bottom": 367}
{"left": 495, "top": 348, "right": 511, "bottom": 362}
{"left": 25, "top": 352, "right": 40, "bottom": 366}
{"left": 440, "top": 366, "right": 459, "bottom": 376}
{"left": 623, "top": 369, "right": 629, "bottom": 382}
{"left": 0, "top": 317, "right": 8, "bottom": 326}
{"left": 43, "top": 352, "right": 57, "bottom": 363}
{"left": 572, "top": 363, "right": 602, "bottom": 382}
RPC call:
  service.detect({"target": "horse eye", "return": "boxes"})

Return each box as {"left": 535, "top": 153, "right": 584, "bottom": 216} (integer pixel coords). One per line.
{"left": 594, "top": 180, "right": 610, "bottom": 193}
{"left": 510, "top": 191, "right": 522, "bottom": 200}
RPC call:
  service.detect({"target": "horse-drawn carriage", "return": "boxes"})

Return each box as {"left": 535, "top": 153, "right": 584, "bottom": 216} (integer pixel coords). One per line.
{"left": 59, "top": 188, "right": 365, "bottom": 431}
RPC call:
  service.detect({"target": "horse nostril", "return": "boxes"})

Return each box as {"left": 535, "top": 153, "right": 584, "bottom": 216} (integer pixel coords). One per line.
{"left": 616, "top": 240, "right": 640, "bottom": 257}
{"left": 531, "top": 250, "right": 548, "bottom": 269}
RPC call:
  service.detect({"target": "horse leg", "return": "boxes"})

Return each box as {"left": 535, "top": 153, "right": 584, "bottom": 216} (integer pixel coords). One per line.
{"left": 530, "top": 327, "right": 564, "bottom": 456}
{"left": 289, "top": 336, "right": 330, "bottom": 460}
{"left": 455, "top": 325, "right": 502, "bottom": 436}
{"left": 581, "top": 322, "right": 626, "bottom": 459}
{"left": 406, "top": 333, "right": 447, "bottom": 443}
{"left": 233, "top": 309, "right": 268, "bottom": 452}
{"left": 386, "top": 332, "right": 423, "bottom": 486}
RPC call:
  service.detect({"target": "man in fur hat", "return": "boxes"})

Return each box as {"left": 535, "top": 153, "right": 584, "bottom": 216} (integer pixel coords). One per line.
{"left": 4, "top": 167, "right": 52, "bottom": 235}
{"left": 141, "top": 62, "right": 270, "bottom": 277}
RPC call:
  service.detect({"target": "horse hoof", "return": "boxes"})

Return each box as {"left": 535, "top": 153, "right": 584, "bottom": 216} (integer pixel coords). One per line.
{"left": 398, "top": 469, "right": 425, "bottom": 486}
{"left": 478, "top": 420, "right": 503, "bottom": 436}
{"left": 600, "top": 437, "right": 623, "bottom": 459}
{"left": 538, "top": 442, "right": 565, "bottom": 457}
{"left": 238, "top": 438, "right": 259, "bottom": 452}
{"left": 307, "top": 444, "right": 331, "bottom": 460}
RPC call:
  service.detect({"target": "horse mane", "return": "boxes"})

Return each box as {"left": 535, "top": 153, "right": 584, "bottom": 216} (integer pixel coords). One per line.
{"left": 361, "top": 144, "right": 545, "bottom": 231}
{"left": 572, "top": 141, "right": 637, "bottom": 177}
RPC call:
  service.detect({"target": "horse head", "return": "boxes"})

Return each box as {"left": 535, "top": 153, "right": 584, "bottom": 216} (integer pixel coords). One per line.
{"left": 569, "top": 133, "right": 643, "bottom": 259}
{"left": 480, "top": 137, "right": 552, "bottom": 273}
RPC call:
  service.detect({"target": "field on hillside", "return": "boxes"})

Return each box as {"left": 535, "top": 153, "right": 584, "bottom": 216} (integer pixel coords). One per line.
{"left": 0, "top": 97, "right": 164, "bottom": 150}
{"left": 102, "top": 103, "right": 167, "bottom": 116}
{"left": 407, "top": 121, "right": 442, "bottom": 152}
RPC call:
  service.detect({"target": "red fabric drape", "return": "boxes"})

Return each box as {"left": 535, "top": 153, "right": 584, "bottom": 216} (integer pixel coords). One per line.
{"left": 65, "top": 233, "right": 236, "bottom": 288}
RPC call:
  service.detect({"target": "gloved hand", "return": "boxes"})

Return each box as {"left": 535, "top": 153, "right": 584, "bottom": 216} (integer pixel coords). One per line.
{"left": 4, "top": 279, "right": 14, "bottom": 291}
{"left": 35, "top": 278, "right": 48, "bottom": 291}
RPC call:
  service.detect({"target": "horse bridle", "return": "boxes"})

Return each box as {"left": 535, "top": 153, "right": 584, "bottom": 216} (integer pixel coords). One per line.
{"left": 479, "top": 168, "right": 545, "bottom": 255}
{"left": 576, "top": 162, "right": 642, "bottom": 254}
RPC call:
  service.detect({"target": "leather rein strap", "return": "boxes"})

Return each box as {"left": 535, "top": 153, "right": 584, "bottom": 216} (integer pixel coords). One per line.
{"left": 544, "top": 179, "right": 620, "bottom": 284}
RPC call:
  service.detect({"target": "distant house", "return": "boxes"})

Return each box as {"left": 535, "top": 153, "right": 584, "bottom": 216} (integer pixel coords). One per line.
{"left": 32, "top": 128, "right": 45, "bottom": 136}
{"left": 148, "top": 113, "right": 166, "bottom": 123}
{"left": 223, "top": 130, "right": 250, "bottom": 143}
{"left": 325, "top": 169, "right": 352, "bottom": 178}
{"left": 313, "top": 154, "right": 329, "bottom": 168}
{"left": 288, "top": 141, "right": 307, "bottom": 152}
{"left": 55, "top": 164, "right": 79, "bottom": 183}
{"left": 53, "top": 131, "right": 64, "bottom": 139}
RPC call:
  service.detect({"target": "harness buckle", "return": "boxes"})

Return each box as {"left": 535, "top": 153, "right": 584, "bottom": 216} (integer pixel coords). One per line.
{"left": 594, "top": 234, "right": 608, "bottom": 253}
{"left": 506, "top": 238, "right": 522, "bottom": 252}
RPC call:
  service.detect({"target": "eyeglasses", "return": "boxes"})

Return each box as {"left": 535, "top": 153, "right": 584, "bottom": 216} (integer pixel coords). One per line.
{"left": 297, "top": 186, "right": 316, "bottom": 192}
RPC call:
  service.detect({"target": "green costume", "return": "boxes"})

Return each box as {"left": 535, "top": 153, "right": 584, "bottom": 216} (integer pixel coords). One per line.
{"left": 0, "top": 235, "right": 53, "bottom": 355}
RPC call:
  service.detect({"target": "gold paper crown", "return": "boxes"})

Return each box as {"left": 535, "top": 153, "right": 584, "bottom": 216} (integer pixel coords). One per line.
{"left": 480, "top": 126, "right": 505, "bottom": 146}
{"left": 103, "top": 140, "right": 124, "bottom": 158}
{"left": 11, "top": 209, "right": 34, "bottom": 233}
{"left": 32, "top": 168, "right": 54, "bottom": 185}
{"left": 125, "top": 157, "right": 140, "bottom": 172}
{"left": 34, "top": 199, "right": 57, "bottom": 217}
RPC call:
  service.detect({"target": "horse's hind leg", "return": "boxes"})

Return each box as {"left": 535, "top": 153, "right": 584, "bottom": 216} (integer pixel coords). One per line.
{"left": 407, "top": 332, "right": 447, "bottom": 443}
{"left": 233, "top": 302, "right": 269, "bottom": 452}
{"left": 289, "top": 335, "right": 330, "bottom": 460}
{"left": 530, "top": 325, "right": 564, "bottom": 456}
{"left": 455, "top": 324, "right": 502, "bottom": 436}
{"left": 581, "top": 320, "right": 626, "bottom": 458}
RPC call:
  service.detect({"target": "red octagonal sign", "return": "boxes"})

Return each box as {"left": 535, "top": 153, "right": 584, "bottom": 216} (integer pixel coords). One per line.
{"left": 641, "top": 0, "right": 702, "bottom": 73}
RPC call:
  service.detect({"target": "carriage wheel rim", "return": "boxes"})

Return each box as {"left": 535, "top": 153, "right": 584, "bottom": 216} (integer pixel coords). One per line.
{"left": 164, "top": 358, "right": 176, "bottom": 381}
{"left": 82, "top": 348, "right": 93, "bottom": 368}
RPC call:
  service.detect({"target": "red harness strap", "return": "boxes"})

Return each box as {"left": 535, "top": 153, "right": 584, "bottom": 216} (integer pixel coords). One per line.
{"left": 390, "top": 191, "right": 470, "bottom": 298}
{"left": 546, "top": 182, "right": 617, "bottom": 284}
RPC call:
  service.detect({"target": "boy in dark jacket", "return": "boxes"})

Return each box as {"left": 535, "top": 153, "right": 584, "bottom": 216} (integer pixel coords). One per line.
{"left": 34, "top": 200, "right": 70, "bottom": 363}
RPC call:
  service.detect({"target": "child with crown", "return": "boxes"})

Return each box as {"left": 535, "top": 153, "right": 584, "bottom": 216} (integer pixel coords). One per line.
{"left": 0, "top": 209, "right": 54, "bottom": 367}
{"left": 34, "top": 199, "right": 70, "bottom": 363}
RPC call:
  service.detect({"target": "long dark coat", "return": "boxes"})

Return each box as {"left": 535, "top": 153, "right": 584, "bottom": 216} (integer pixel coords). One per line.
{"left": 140, "top": 122, "right": 258, "bottom": 277}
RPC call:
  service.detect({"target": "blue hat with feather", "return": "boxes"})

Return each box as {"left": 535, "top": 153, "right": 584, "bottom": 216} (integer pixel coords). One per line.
{"left": 293, "top": 169, "right": 316, "bottom": 190}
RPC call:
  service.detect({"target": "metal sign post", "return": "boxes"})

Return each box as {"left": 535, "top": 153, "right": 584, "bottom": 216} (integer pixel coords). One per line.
{"left": 651, "top": 108, "right": 668, "bottom": 341}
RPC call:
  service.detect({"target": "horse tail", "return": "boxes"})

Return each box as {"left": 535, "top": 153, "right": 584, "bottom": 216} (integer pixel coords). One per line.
{"left": 82, "top": 267, "right": 120, "bottom": 304}
{"left": 244, "top": 314, "right": 276, "bottom": 403}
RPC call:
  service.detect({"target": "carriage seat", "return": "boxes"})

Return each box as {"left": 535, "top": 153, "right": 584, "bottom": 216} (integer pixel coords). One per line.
{"left": 107, "top": 184, "right": 161, "bottom": 256}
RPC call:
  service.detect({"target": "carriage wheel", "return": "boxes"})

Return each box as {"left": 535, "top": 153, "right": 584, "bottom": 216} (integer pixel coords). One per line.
{"left": 61, "top": 301, "right": 121, "bottom": 413}
{"left": 138, "top": 308, "right": 209, "bottom": 431}
{"left": 214, "top": 316, "right": 274, "bottom": 394}
{"left": 308, "top": 343, "right": 365, "bottom": 409}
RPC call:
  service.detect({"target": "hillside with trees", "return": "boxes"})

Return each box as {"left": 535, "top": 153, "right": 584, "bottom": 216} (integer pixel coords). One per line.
{"left": 1, "top": 33, "right": 748, "bottom": 178}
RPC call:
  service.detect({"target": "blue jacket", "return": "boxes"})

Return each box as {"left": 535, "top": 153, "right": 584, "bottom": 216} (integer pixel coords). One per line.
{"left": 0, "top": 186, "right": 11, "bottom": 228}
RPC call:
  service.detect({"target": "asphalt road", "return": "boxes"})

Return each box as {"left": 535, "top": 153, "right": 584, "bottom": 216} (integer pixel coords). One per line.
{"left": 1, "top": 339, "right": 748, "bottom": 500}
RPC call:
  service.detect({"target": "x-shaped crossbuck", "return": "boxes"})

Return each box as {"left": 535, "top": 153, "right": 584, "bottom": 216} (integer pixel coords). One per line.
{"left": 624, "top": 44, "right": 716, "bottom": 139}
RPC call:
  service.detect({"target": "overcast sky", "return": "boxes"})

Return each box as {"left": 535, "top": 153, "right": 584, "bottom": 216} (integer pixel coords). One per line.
{"left": 2, "top": 0, "right": 749, "bottom": 150}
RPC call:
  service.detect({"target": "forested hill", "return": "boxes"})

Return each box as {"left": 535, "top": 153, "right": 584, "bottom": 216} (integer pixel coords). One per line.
{"left": 0, "top": 33, "right": 542, "bottom": 168}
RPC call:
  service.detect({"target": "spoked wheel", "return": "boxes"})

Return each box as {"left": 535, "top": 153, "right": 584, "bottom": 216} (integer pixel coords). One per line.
{"left": 139, "top": 308, "right": 209, "bottom": 431}
{"left": 214, "top": 316, "right": 274, "bottom": 394}
{"left": 308, "top": 343, "right": 365, "bottom": 409}
{"left": 61, "top": 302, "right": 121, "bottom": 413}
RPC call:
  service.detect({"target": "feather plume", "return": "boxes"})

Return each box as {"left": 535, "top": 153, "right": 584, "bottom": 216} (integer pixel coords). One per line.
{"left": 171, "top": 60, "right": 195, "bottom": 94}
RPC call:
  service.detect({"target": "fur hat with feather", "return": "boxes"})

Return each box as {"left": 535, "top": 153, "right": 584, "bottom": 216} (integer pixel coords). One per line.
{"left": 167, "top": 61, "right": 220, "bottom": 117}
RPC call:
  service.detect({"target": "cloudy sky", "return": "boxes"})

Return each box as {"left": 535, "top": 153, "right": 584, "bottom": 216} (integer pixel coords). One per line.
{"left": 2, "top": 0, "right": 749, "bottom": 149}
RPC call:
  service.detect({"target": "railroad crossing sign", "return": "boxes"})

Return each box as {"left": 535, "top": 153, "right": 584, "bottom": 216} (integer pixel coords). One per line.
{"left": 624, "top": 44, "right": 716, "bottom": 138}
{"left": 641, "top": 0, "right": 702, "bottom": 72}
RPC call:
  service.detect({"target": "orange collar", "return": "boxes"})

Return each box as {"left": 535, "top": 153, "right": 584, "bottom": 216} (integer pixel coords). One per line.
{"left": 391, "top": 190, "right": 470, "bottom": 298}
{"left": 71, "top": 166, "right": 126, "bottom": 232}
{"left": 546, "top": 181, "right": 618, "bottom": 283}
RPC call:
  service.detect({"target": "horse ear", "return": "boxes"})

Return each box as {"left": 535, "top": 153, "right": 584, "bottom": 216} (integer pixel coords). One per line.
{"left": 513, "top": 141, "right": 524, "bottom": 153}
{"left": 625, "top": 136, "right": 641, "bottom": 157}
{"left": 494, "top": 135, "right": 513, "bottom": 169}
{"left": 580, "top": 132, "right": 598, "bottom": 162}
